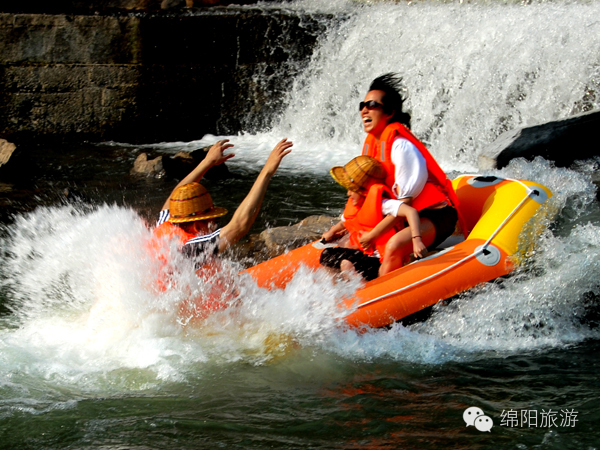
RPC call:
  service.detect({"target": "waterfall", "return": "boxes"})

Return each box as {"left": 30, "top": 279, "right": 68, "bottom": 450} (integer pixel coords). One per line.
{"left": 264, "top": 0, "right": 600, "bottom": 172}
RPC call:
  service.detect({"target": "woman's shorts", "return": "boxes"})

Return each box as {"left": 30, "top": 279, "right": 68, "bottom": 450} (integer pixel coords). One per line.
{"left": 420, "top": 206, "right": 458, "bottom": 250}
{"left": 319, "top": 247, "right": 381, "bottom": 281}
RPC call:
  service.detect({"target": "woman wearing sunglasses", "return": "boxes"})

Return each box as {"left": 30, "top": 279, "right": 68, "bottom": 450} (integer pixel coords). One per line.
{"left": 358, "top": 73, "right": 464, "bottom": 276}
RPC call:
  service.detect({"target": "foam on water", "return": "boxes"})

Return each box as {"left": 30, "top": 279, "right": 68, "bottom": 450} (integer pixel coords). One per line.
{"left": 414, "top": 221, "right": 600, "bottom": 352}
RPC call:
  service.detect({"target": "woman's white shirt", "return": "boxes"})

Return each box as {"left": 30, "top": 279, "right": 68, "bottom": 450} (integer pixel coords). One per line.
{"left": 381, "top": 137, "right": 427, "bottom": 217}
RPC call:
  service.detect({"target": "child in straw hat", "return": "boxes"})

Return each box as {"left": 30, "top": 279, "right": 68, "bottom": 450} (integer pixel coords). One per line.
{"left": 155, "top": 138, "right": 293, "bottom": 259}
{"left": 321, "top": 155, "right": 426, "bottom": 281}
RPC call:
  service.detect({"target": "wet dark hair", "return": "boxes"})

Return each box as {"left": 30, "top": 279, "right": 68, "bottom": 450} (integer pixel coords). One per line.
{"left": 369, "top": 73, "right": 412, "bottom": 128}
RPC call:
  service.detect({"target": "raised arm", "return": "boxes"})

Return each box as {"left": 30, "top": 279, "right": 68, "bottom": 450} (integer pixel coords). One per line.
{"left": 218, "top": 138, "right": 293, "bottom": 252}
{"left": 161, "top": 139, "right": 235, "bottom": 211}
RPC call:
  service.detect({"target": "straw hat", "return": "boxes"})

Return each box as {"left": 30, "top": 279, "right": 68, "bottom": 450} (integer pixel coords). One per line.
{"left": 168, "top": 182, "right": 228, "bottom": 223}
{"left": 330, "top": 156, "right": 387, "bottom": 193}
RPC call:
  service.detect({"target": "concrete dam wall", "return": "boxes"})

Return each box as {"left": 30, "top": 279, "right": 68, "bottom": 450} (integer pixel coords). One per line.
{"left": 0, "top": 9, "right": 329, "bottom": 144}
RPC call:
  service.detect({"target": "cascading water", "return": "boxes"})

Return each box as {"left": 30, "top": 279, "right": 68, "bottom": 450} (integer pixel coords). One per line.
{"left": 236, "top": 0, "right": 600, "bottom": 173}
{"left": 1, "top": 1, "right": 600, "bottom": 447}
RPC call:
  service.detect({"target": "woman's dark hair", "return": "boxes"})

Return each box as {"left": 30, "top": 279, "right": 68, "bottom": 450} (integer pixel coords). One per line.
{"left": 369, "top": 73, "right": 411, "bottom": 128}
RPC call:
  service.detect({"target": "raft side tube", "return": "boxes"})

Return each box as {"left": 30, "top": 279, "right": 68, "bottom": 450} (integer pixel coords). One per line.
{"left": 243, "top": 239, "right": 325, "bottom": 289}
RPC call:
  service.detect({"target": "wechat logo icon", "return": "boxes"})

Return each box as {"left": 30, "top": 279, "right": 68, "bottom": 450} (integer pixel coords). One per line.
{"left": 464, "top": 406, "right": 494, "bottom": 432}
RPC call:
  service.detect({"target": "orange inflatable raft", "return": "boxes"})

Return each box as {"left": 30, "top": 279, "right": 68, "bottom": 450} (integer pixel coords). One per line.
{"left": 243, "top": 175, "right": 553, "bottom": 329}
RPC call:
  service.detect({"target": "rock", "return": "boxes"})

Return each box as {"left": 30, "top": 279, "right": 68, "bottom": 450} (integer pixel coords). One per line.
{"left": 479, "top": 109, "right": 600, "bottom": 170}
{"left": 190, "top": 147, "right": 233, "bottom": 180}
{"left": 173, "top": 151, "right": 194, "bottom": 162}
{"left": 258, "top": 215, "right": 339, "bottom": 257}
{"left": 231, "top": 215, "right": 339, "bottom": 265}
{"left": 132, "top": 145, "right": 232, "bottom": 181}
{"left": 0, "top": 139, "right": 16, "bottom": 166}
{"left": 0, "top": 139, "right": 19, "bottom": 179}
{"left": 161, "top": 151, "right": 197, "bottom": 180}
{"left": 0, "top": 182, "right": 13, "bottom": 194}
{"left": 131, "top": 152, "right": 164, "bottom": 176}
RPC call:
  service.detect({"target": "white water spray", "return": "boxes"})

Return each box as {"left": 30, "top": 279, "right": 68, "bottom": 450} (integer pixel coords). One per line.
{"left": 2, "top": 1, "right": 600, "bottom": 404}
{"left": 0, "top": 204, "right": 357, "bottom": 396}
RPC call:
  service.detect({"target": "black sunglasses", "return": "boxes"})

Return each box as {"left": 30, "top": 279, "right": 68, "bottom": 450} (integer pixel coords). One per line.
{"left": 359, "top": 100, "right": 383, "bottom": 111}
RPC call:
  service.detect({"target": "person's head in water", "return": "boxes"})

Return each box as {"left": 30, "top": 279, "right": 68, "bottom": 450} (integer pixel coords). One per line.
{"left": 360, "top": 73, "right": 411, "bottom": 137}
{"left": 168, "top": 182, "right": 227, "bottom": 234}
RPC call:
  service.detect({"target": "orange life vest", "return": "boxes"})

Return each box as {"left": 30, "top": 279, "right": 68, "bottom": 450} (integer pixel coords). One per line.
{"left": 362, "top": 122, "right": 468, "bottom": 236}
{"left": 343, "top": 184, "right": 396, "bottom": 261}
{"left": 153, "top": 221, "right": 197, "bottom": 249}
{"left": 149, "top": 221, "right": 196, "bottom": 292}
{"left": 150, "top": 221, "right": 230, "bottom": 322}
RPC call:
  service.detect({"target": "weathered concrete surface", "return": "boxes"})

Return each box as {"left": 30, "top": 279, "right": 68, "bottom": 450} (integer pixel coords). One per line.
{"left": 0, "top": 0, "right": 253, "bottom": 14}
{"left": 0, "top": 9, "right": 328, "bottom": 144}
{"left": 479, "top": 109, "right": 600, "bottom": 170}
{"left": 0, "top": 14, "right": 142, "bottom": 142}
{"left": 0, "top": 1, "right": 158, "bottom": 13}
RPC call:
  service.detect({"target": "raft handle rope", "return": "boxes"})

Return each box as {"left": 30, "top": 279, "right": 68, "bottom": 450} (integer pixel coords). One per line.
{"left": 355, "top": 176, "right": 542, "bottom": 310}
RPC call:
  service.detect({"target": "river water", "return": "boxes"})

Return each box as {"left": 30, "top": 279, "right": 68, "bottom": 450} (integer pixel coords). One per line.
{"left": 2, "top": 0, "right": 600, "bottom": 448}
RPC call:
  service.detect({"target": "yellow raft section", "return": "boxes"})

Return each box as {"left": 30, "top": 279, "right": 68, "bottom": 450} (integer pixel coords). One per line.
{"left": 243, "top": 175, "right": 553, "bottom": 329}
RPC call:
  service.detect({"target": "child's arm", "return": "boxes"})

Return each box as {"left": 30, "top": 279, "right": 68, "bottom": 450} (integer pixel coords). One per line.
{"left": 358, "top": 215, "right": 402, "bottom": 251}
{"left": 397, "top": 203, "right": 426, "bottom": 258}
{"left": 322, "top": 220, "right": 348, "bottom": 242}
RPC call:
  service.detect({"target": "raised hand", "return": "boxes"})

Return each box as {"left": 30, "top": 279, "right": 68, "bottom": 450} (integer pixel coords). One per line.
{"left": 205, "top": 139, "right": 235, "bottom": 166}
{"left": 263, "top": 138, "right": 293, "bottom": 176}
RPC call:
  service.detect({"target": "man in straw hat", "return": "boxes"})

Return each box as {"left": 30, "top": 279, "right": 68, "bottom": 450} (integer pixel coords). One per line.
{"left": 320, "top": 155, "right": 426, "bottom": 281}
{"left": 155, "top": 138, "right": 293, "bottom": 260}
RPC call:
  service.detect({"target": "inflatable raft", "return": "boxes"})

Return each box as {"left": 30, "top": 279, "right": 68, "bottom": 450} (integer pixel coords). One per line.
{"left": 244, "top": 175, "right": 553, "bottom": 329}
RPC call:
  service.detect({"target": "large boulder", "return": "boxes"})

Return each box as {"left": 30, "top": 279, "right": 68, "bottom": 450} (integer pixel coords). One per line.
{"left": 131, "top": 152, "right": 164, "bottom": 176}
{"left": 233, "top": 215, "right": 338, "bottom": 265}
{"left": 479, "top": 109, "right": 600, "bottom": 170}
{"left": 258, "top": 215, "right": 339, "bottom": 257}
